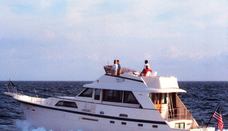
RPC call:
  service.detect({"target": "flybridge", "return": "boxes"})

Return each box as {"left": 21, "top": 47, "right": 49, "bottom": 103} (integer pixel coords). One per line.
{"left": 85, "top": 66, "right": 186, "bottom": 93}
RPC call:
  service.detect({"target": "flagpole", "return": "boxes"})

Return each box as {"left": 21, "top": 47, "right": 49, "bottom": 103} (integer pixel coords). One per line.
{"left": 205, "top": 103, "right": 220, "bottom": 128}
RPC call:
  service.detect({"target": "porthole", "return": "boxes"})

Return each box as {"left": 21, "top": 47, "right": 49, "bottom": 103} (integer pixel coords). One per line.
{"left": 110, "top": 121, "right": 115, "bottom": 124}
{"left": 138, "top": 123, "right": 143, "bottom": 127}
{"left": 152, "top": 125, "right": 158, "bottom": 128}
{"left": 119, "top": 114, "right": 128, "bottom": 117}
{"left": 121, "top": 122, "right": 127, "bottom": 125}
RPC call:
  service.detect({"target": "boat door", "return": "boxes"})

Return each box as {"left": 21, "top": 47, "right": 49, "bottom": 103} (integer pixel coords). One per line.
{"left": 94, "top": 89, "right": 101, "bottom": 101}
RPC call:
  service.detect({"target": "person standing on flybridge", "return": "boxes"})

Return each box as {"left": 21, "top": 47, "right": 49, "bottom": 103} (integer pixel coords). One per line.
{"left": 111, "top": 60, "right": 118, "bottom": 75}
{"left": 117, "top": 59, "right": 121, "bottom": 76}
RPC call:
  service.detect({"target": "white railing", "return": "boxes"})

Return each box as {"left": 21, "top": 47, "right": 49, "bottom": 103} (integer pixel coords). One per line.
{"left": 167, "top": 107, "right": 192, "bottom": 121}
{"left": 166, "top": 95, "right": 193, "bottom": 121}
{"left": 5, "top": 82, "right": 46, "bottom": 105}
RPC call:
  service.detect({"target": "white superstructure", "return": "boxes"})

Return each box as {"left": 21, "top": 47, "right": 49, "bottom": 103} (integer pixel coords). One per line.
{"left": 5, "top": 66, "right": 215, "bottom": 131}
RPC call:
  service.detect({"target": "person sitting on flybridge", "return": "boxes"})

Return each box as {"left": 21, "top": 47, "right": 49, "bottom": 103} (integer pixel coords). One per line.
{"left": 140, "top": 60, "right": 152, "bottom": 76}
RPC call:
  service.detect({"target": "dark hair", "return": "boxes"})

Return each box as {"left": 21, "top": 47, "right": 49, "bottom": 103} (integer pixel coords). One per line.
{"left": 145, "top": 65, "right": 149, "bottom": 69}
{"left": 145, "top": 60, "right": 148, "bottom": 64}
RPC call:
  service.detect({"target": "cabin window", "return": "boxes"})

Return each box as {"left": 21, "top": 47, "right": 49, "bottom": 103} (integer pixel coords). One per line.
{"left": 123, "top": 91, "right": 139, "bottom": 104}
{"left": 79, "top": 88, "right": 93, "bottom": 97}
{"left": 151, "top": 93, "right": 167, "bottom": 104}
{"left": 55, "top": 101, "right": 77, "bottom": 108}
{"left": 102, "top": 89, "right": 123, "bottom": 102}
{"left": 94, "top": 89, "right": 101, "bottom": 100}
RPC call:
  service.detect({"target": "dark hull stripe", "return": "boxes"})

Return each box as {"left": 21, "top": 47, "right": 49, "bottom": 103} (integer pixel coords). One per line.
{"left": 19, "top": 100, "right": 167, "bottom": 125}
{"left": 105, "top": 74, "right": 144, "bottom": 83}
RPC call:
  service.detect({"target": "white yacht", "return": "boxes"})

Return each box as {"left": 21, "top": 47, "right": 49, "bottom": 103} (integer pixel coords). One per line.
{"left": 5, "top": 66, "right": 215, "bottom": 131}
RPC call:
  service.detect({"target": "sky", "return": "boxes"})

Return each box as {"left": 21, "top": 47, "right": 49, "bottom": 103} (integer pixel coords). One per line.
{"left": 0, "top": 0, "right": 228, "bottom": 81}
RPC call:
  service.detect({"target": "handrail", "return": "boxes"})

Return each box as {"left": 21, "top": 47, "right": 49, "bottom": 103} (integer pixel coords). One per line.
{"left": 167, "top": 107, "right": 192, "bottom": 121}
{"left": 166, "top": 95, "right": 199, "bottom": 128}
{"left": 166, "top": 95, "right": 193, "bottom": 121}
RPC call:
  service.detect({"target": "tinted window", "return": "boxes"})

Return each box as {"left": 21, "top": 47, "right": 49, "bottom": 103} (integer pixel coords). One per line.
{"left": 103, "top": 90, "right": 123, "bottom": 102}
{"left": 79, "top": 88, "right": 93, "bottom": 97}
{"left": 150, "top": 93, "right": 167, "bottom": 104}
{"left": 94, "top": 89, "right": 101, "bottom": 100}
{"left": 123, "top": 91, "right": 139, "bottom": 104}
{"left": 55, "top": 101, "right": 77, "bottom": 108}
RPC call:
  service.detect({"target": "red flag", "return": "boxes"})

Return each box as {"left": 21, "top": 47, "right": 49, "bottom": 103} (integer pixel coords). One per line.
{"left": 213, "top": 111, "right": 224, "bottom": 131}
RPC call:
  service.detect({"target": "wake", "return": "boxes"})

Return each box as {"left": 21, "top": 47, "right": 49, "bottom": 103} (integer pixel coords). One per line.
{"left": 16, "top": 120, "right": 51, "bottom": 131}
{"left": 16, "top": 120, "right": 83, "bottom": 131}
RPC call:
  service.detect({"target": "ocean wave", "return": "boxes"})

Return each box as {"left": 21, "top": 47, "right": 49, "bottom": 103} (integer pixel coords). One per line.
{"left": 16, "top": 120, "right": 84, "bottom": 131}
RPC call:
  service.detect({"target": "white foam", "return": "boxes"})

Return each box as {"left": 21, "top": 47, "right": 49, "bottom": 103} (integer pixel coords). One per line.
{"left": 15, "top": 120, "right": 84, "bottom": 131}
{"left": 16, "top": 120, "right": 52, "bottom": 131}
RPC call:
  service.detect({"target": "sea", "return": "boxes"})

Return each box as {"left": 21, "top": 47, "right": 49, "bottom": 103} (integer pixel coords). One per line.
{"left": 0, "top": 81, "right": 227, "bottom": 131}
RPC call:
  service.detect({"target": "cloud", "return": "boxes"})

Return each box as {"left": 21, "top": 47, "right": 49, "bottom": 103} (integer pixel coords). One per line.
{"left": 61, "top": 0, "right": 228, "bottom": 42}
{"left": 0, "top": 0, "right": 228, "bottom": 80}
{"left": 1, "top": 0, "right": 227, "bottom": 41}
{"left": 43, "top": 30, "right": 56, "bottom": 40}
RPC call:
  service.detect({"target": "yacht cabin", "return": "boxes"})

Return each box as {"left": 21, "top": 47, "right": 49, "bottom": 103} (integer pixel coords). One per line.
{"left": 54, "top": 66, "right": 198, "bottom": 130}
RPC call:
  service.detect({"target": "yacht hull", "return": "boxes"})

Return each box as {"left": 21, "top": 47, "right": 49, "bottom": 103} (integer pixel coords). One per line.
{"left": 21, "top": 102, "right": 174, "bottom": 131}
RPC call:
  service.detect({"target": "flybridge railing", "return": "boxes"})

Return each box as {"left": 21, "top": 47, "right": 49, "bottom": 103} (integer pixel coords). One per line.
{"left": 104, "top": 65, "right": 136, "bottom": 75}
